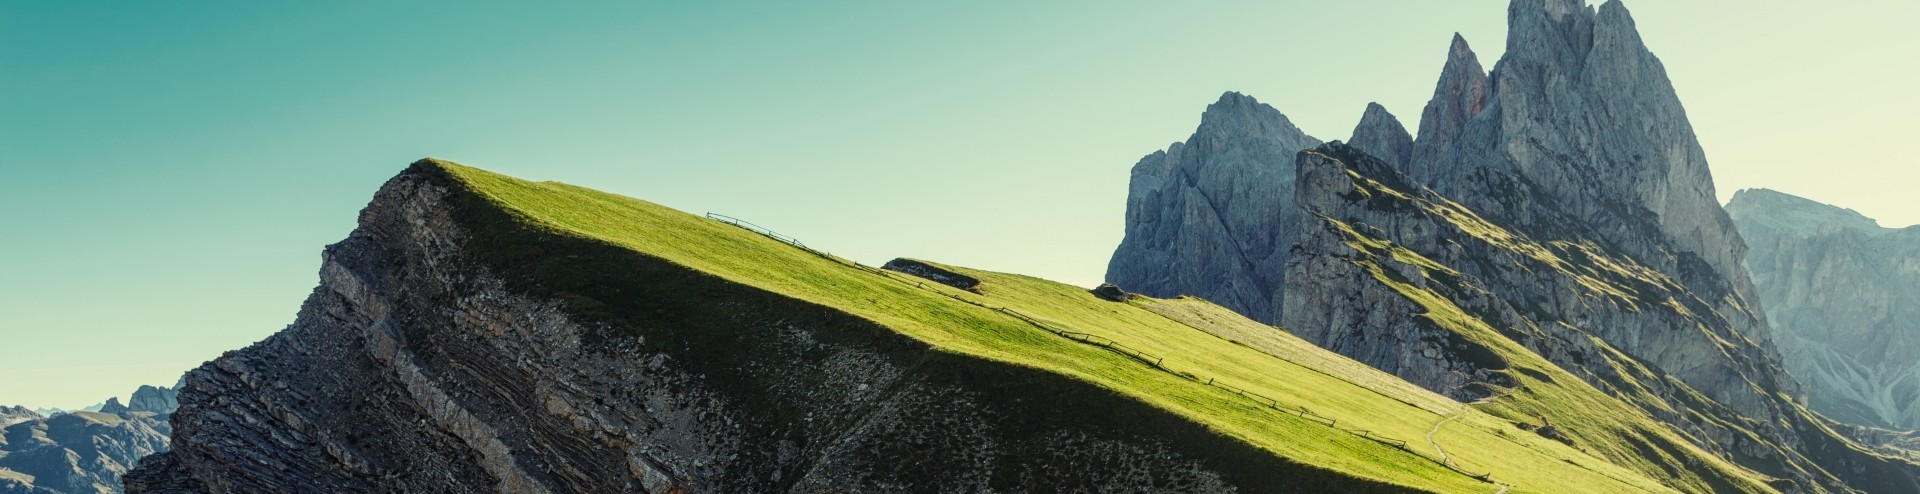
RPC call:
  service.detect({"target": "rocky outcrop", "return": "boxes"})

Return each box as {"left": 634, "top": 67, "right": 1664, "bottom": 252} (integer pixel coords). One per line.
{"left": 1106, "top": 91, "right": 1322, "bottom": 324}
{"left": 1729, "top": 189, "right": 1920, "bottom": 429}
{"left": 1286, "top": 142, "right": 1920, "bottom": 493}
{"left": 130, "top": 162, "right": 1377, "bottom": 494}
{"left": 880, "top": 258, "right": 981, "bottom": 292}
{"left": 0, "top": 411, "right": 170, "bottom": 494}
{"left": 1426, "top": 0, "right": 1776, "bottom": 367}
{"left": 96, "top": 399, "right": 128, "bottom": 416}
{"left": 1407, "top": 33, "right": 1487, "bottom": 184}
{"left": 1347, "top": 103, "right": 1412, "bottom": 167}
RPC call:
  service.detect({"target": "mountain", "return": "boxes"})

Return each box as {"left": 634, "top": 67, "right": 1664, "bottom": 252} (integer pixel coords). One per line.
{"left": 1728, "top": 189, "right": 1920, "bottom": 429}
{"left": 1287, "top": 141, "right": 1917, "bottom": 493}
{"left": 128, "top": 159, "right": 1784, "bottom": 493}
{"left": 1106, "top": 0, "right": 1919, "bottom": 491}
{"left": 0, "top": 408, "right": 39, "bottom": 430}
{"left": 1105, "top": 92, "right": 1322, "bottom": 325}
{"left": 1348, "top": 103, "right": 1413, "bottom": 168}
{"left": 1, "top": 384, "right": 179, "bottom": 494}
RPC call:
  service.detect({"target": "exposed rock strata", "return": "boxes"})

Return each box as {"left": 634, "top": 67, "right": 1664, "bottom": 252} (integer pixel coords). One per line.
{"left": 1730, "top": 189, "right": 1920, "bottom": 429}
{"left": 1107, "top": 92, "right": 1322, "bottom": 324}
{"left": 129, "top": 162, "right": 1408, "bottom": 494}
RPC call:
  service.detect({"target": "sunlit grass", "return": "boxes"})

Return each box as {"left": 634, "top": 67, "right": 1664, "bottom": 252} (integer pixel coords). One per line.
{"left": 428, "top": 159, "right": 1713, "bottom": 493}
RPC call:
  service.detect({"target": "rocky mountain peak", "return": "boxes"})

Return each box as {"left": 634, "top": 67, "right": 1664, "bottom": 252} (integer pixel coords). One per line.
{"left": 1347, "top": 103, "right": 1413, "bottom": 167}
{"left": 1431, "top": 0, "right": 1771, "bottom": 361}
{"left": 127, "top": 384, "right": 181, "bottom": 415}
{"left": 98, "top": 397, "right": 130, "bottom": 415}
{"left": 1408, "top": 33, "right": 1488, "bottom": 183}
{"left": 1107, "top": 91, "right": 1321, "bottom": 324}
{"left": 1192, "top": 91, "right": 1314, "bottom": 153}
{"left": 1505, "top": 0, "right": 1598, "bottom": 69}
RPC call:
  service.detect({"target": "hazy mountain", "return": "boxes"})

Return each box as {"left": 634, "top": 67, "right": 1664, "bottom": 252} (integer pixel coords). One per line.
{"left": 1, "top": 383, "right": 179, "bottom": 494}
{"left": 1729, "top": 189, "right": 1920, "bottom": 429}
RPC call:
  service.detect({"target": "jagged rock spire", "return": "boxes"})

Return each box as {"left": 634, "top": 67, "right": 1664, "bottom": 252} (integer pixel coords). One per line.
{"left": 1109, "top": 91, "right": 1322, "bottom": 324}
{"left": 1348, "top": 103, "right": 1413, "bottom": 167}
{"left": 1408, "top": 33, "right": 1488, "bottom": 184}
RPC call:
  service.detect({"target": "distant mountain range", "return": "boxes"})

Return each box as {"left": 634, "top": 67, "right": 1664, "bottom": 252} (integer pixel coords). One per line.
{"left": 3, "top": 383, "right": 179, "bottom": 494}
{"left": 1729, "top": 190, "right": 1920, "bottom": 430}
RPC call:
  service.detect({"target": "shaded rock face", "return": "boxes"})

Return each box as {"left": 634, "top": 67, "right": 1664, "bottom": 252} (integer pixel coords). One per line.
{"left": 127, "top": 164, "right": 1341, "bottom": 494}
{"left": 1346, "top": 103, "right": 1413, "bottom": 168}
{"left": 0, "top": 410, "right": 170, "bottom": 494}
{"left": 1106, "top": 91, "right": 1322, "bottom": 324}
{"left": 1286, "top": 143, "right": 1920, "bottom": 493}
{"left": 1730, "top": 189, "right": 1920, "bottom": 429}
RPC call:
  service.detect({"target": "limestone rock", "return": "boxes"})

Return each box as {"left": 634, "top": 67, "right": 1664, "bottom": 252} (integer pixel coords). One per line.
{"left": 97, "top": 399, "right": 129, "bottom": 416}
{"left": 1729, "top": 189, "right": 1920, "bottom": 429}
{"left": 1106, "top": 91, "right": 1321, "bottom": 324}
{"left": 1407, "top": 33, "right": 1488, "bottom": 184}
{"left": 1347, "top": 103, "right": 1413, "bottom": 168}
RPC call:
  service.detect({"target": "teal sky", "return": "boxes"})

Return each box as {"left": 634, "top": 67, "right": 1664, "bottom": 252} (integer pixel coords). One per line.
{"left": 2, "top": 1, "right": 1914, "bottom": 410}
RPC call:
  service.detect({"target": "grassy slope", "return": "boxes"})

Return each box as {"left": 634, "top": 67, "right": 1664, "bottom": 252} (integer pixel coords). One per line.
{"left": 1310, "top": 145, "right": 1920, "bottom": 493}
{"left": 431, "top": 159, "right": 1696, "bottom": 494}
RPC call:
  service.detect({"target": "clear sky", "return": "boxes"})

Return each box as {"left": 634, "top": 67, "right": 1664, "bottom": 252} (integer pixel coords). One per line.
{"left": 2, "top": 1, "right": 1914, "bottom": 410}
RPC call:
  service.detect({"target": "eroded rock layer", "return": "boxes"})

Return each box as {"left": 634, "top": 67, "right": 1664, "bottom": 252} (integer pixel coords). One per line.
{"left": 129, "top": 163, "right": 1408, "bottom": 494}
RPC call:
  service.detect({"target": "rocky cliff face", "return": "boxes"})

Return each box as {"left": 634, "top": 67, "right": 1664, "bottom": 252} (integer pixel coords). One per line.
{"left": 1427, "top": 0, "right": 1774, "bottom": 362}
{"left": 1729, "top": 189, "right": 1920, "bottom": 429}
{"left": 127, "top": 162, "right": 1357, "bottom": 494}
{"left": 1286, "top": 142, "right": 1920, "bottom": 493}
{"left": 0, "top": 405, "right": 171, "bottom": 494}
{"left": 1407, "top": 34, "right": 1487, "bottom": 185}
{"left": 1105, "top": 92, "right": 1322, "bottom": 324}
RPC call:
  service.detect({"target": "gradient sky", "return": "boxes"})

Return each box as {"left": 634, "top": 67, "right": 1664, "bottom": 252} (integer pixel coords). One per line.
{"left": 2, "top": 1, "right": 1914, "bottom": 410}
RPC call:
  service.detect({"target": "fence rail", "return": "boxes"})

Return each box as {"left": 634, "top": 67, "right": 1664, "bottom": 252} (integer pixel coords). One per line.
{"left": 701, "top": 212, "right": 1496, "bottom": 487}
